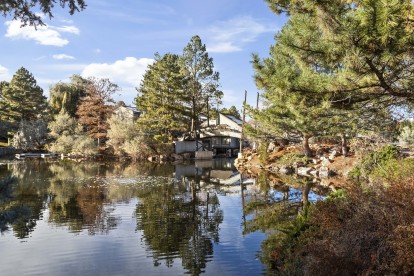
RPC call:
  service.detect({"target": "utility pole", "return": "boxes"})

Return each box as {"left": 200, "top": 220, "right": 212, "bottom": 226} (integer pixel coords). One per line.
{"left": 239, "top": 90, "right": 247, "bottom": 157}
{"left": 207, "top": 96, "right": 210, "bottom": 127}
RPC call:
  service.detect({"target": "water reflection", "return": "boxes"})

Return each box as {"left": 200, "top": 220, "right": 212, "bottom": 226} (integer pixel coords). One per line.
{"left": 0, "top": 159, "right": 240, "bottom": 275}
{"left": 0, "top": 159, "right": 327, "bottom": 275}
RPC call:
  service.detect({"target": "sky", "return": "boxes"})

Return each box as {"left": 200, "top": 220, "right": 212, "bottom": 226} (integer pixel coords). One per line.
{"left": 0, "top": 0, "right": 287, "bottom": 110}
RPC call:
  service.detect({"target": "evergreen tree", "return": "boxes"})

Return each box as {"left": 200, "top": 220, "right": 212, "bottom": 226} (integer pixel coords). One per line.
{"left": 1, "top": 0, "right": 86, "bottom": 26}
{"left": 180, "top": 35, "right": 223, "bottom": 134}
{"left": 0, "top": 67, "right": 47, "bottom": 124}
{"left": 135, "top": 53, "right": 189, "bottom": 142}
{"left": 76, "top": 77, "right": 118, "bottom": 146}
{"left": 262, "top": 0, "right": 414, "bottom": 109}
{"left": 250, "top": 0, "right": 408, "bottom": 155}
{"left": 220, "top": 106, "right": 241, "bottom": 119}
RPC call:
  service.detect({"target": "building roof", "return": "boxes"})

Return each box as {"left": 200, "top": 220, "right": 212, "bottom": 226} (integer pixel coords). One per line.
{"left": 222, "top": 114, "right": 242, "bottom": 125}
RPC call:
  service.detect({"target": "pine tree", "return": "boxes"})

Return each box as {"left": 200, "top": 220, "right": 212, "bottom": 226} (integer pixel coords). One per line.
{"left": 180, "top": 35, "right": 223, "bottom": 134}
{"left": 0, "top": 67, "right": 47, "bottom": 124}
{"left": 135, "top": 53, "right": 189, "bottom": 142}
{"left": 1, "top": 0, "right": 86, "bottom": 26}
{"left": 220, "top": 106, "right": 241, "bottom": 119}
{"left": 263, "top": 0, "right": 414, "bottom": 108}
{"left": 250, "top": 1, "right": 408, "bottom": 156}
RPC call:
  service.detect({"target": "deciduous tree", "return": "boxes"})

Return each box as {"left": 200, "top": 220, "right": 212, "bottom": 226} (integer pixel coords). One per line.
{"left": 76, "top": 77, "right": 118, "bottom": 146}
{"left": 49, "top": 74, "right": 87, "bottom": 118}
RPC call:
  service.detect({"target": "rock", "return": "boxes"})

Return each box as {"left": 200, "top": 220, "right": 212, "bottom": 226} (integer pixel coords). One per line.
{"left": 319, "top": 166, "right": 330, "bottom": 178}
{"left": 309, "top": 169, "right": 319, "bottom": 177}
{"left": 147, "top": 156, "right": 157, "bottom": 162}
{"left": 319, "top": 166, "right": 336, "bottom": 178}
{"left": 321, "top": 157, "right": 332, "bottom": 167}
{"left": 267, "top": 142, "right": 276, "bottom": 153}
{"left": 312, "top": 158, "right": 321, "bottom": 165}
{"left": 271, "top": 166, "right": 280, "bottom": 172}
{"left": 280, "top": 166, "right": 294, "bottom": 175}
{"left": 297, "top": 167, "right": 312, "bottom": 176}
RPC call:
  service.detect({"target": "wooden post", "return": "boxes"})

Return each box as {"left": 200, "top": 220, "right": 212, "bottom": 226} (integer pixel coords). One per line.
{"left": 239, "top": 90, "right": 247, "bottom": 156}
{"left": 207, "top": 96, "right": 210, "bottom": 127}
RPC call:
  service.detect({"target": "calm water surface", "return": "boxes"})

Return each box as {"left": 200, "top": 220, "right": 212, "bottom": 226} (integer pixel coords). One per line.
{"left": 0, "top": 159, "right": 324, "bottom": 275}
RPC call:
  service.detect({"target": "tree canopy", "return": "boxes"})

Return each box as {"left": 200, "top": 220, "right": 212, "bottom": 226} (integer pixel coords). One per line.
{"left": 1, "top": 0, "right": 86, "bottom": 26}
{"left": 0, "top": 67, "right": 47, "bottom": 124}
{"left": 76, "top": 77, "right": 118, "bottom": 145}
{"left": 49, "top": 74, "right": 87, "bottom": 118}
{"left": 250, "top": 0, "right": 412, "bottom": 155}
{"left": 180, "top": 35, "right": 223, "bottom": 133}
{"left": 135, "top": 53, "right": 189, "bottom": 143}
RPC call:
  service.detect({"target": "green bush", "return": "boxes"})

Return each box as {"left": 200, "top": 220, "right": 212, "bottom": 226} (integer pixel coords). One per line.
{"left": 278, "top": 152, "right": 311, "bottom": 166}
{"left": 348, "top": 145, "right": 414, "bottom": 184}
{"left": 398, "top": 125, "right": 414, "bottom": 147}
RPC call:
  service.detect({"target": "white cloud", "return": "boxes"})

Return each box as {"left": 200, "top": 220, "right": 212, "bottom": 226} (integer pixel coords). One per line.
{"left": 207, "top": 42, "right": 242, "bottom": 53}
{"left": 81, "top": 57, "right": 154, "bottom": 87}
{"left": 55, "top": 25, "right": 80, "bottom": 35}
{"left": 5, "top": 19, "right": 79, "bottom": 47}
{"left": 53, "top": 54, "right": 75, "bottom": 60}
{"left": 206, "top": 16, "right": 276, "bottom": 53}
{"left": 0, "top": 65, "right": 9, "bottom": 81}
{"left": 60, "top": 19, "right": 74, "bottom": 24}
{"left": 34, "top": 55, "right": 47, "bottom": 61}
{"left": 0, "top": 65, "right": 9, "bottom": 76}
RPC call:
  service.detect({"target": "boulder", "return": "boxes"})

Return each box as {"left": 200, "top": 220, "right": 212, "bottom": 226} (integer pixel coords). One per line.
{"left": 147, "top": 156, "right": 157, "bottom": 162}
{"left": 319, "top": 166, "right": 330, "bottom": 178}
{"left": 319, "top": 166, "right": 336, "bottom": 178}
{"left": 309, "top": 169, "right": 319, "bottom": 177}
{"left": 312, "top": 158, "right": 321, "bottom": 165}
{"left": 267, "top": 142, "right": 276, "bottom": 153}
{"left": 297, "top": 167, "right": 312, "bottom": 176}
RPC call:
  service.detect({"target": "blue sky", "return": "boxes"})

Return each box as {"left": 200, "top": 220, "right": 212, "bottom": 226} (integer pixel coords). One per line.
{"left": 0, "top": 0, "right": 287, "bottom": 110}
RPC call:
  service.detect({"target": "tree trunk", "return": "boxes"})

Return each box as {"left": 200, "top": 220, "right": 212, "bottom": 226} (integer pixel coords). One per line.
{"left": 341, "top": 133, "right": 349, "bottom": 157}
{"left": 302, "top": 135, "right": 312, "bottom": 157}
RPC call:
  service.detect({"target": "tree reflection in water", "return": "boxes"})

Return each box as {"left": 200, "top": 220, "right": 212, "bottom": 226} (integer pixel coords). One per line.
{"left": 135, "top": 173, "right": 223, "bottom": 275}
{"left": 0, "top": 161, "right": 51, "bottom": 238}
{"left": 242, "top": 171, "right": 327, "bottom": 272}
{"left": 0, "top": 160, "right": 225, "bottom": 275}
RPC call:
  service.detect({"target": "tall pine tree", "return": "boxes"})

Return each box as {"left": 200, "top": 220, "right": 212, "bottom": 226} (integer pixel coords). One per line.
{"left": 250, "top": 0, "right": 408, "bottom": 155}
{"left": 0, "top": 67, "right": 47, "bottom": 124}
{"left": 180, "top": 35, "right": 223, "bottom": 134}
{"left": 135, "top": 53, "right": 189, "bottom": 142}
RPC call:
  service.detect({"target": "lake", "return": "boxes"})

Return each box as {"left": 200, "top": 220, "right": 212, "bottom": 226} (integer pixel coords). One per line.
{"left": 0, "top": 159, "right": 324, "bottom": 275}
